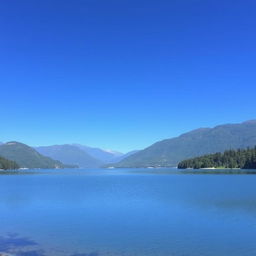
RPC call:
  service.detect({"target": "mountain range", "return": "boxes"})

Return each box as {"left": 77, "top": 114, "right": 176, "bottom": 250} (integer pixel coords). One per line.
{"left": 0, "top": 142, "right": 74, "bottom": 169}
{"left": 1, "top": 120, "right": 256, "bottom": 169}
{"left": 35, "top": 144, "right": 138, "bottom": 168}
{"left": 111, "top": 120, "right": 256, "bottom": 167}
{"left": 35, "top": 144, "right": 104, "bottom": 168}
{"left": 71, "top": 144, "right": 123, "bottom": 163}
{"left": 0, "top": 141, "right": 138, "bottom": 169}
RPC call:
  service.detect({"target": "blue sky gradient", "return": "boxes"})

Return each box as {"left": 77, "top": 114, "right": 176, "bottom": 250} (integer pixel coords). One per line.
{"left": 0, "top": 0, "right": 256, "bottom": 152}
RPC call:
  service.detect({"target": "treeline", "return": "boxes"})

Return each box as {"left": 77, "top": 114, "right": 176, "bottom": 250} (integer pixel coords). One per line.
{"left": 178, "top": 147, "right": 256, "bottom": 169}
{"left": 0, "top": 156, "right": 19, "bottom": 170}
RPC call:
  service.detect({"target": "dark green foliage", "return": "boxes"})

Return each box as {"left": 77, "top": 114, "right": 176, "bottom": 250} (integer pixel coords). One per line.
{"left": 0, "top": 156, "right": 19, "bottom": 170}
{"left": 0, "top": 142, "right": 75, "bottom": 169}
{"left": 178, "top": 147, "right": 256, "bottom": 169}
{"left": 113, "top": 120, "right": 256, "bottom": 168}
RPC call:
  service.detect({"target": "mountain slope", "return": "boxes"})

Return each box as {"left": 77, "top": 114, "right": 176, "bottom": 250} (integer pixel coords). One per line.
{"left": 113, "top": 120, "right": 256, "bottom": 167}
{"left": 0, "top": 156, "right": 19, "bottom": 170}
{"left": 35, "top": 144, "right": 103, "bottom": 168}
{"left": 0, "top": 142, "right": 69, "bottom": 169}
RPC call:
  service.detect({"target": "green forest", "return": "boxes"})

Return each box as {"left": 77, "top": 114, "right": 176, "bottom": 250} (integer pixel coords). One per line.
{"left": 0, "top": 156, "right": 19, "bottom": 170}
{"left": 178, "top": 147, "right": 256, "bottom": 169}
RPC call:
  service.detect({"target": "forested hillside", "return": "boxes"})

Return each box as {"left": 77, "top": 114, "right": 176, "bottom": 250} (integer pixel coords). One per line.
{"left": 178, "top": 147, "right": 256, "bottom": 169}
{"left": 113, "top": 120, "right": 256, "bottom": 167}
{"left": 0, "top": 156, "right": 19, "bottom": 170}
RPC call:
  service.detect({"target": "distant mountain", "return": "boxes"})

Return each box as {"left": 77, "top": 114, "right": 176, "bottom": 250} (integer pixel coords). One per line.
{"left": 72, "top": 144, "right": 123, "bottom": 163}
{"left": 113, "top": 120, "right": 256, "bottom": 168}
{"left": 108, "top": 150, "right": 140, "bottom": 164}
{"left": 35, "top": 144, "right": 103, "bottom": 168}
{"left": 0, "top": 155, "right": 19, "bottom": 170}
{"left": 0, "top": 142, "right": 71, "bottom": 169}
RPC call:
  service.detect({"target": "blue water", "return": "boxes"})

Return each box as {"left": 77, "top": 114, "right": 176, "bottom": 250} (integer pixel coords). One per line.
{"left": 0, "top": 168, "right": 256, "bottom": 256}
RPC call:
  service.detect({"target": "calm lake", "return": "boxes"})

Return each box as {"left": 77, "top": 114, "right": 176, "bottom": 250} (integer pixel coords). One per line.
{"left": 0, "top": 168, "right": 256, "bottom": 256}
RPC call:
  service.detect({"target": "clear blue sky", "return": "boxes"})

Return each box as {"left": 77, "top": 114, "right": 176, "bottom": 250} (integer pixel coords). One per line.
{"left": 0, "top": 0, "right": 255, "bottom": 152}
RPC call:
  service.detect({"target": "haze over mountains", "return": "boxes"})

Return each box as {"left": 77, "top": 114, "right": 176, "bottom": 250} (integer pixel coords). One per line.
{"left": 71, "top": 144, "right": 123, "bottom": 163}
{"left": 35, "top": 144, "right": 138, "bottom": 168}
{"left": 1, "top": 120, "right": 256, "bottom": 169}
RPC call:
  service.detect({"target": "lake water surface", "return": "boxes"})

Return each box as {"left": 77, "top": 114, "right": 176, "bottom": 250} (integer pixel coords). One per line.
{"left": 0, "top": 168, "right": 256, "bottom": 256}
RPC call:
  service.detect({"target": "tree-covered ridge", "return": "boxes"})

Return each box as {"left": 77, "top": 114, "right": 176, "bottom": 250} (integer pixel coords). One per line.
{"left": 0, "top": 156, "right": 19, "bottom": 170}
{"left": 112, "top": 120, "right": 256, "bottom": 168}
{"left": 178, "top": 147, "right": 256, "bottom": 169}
